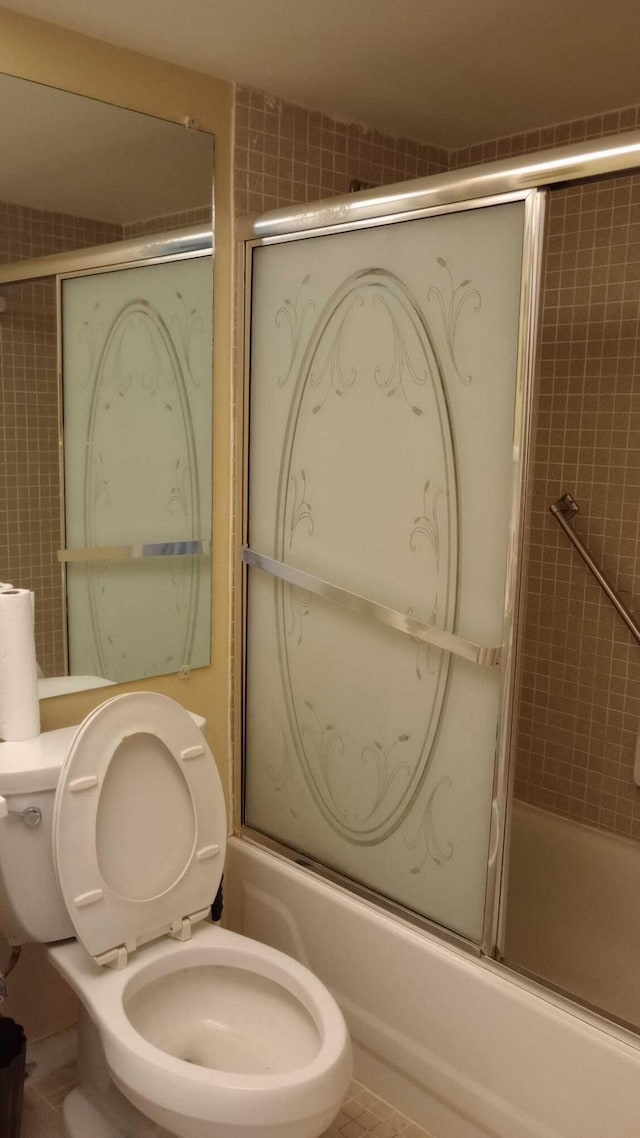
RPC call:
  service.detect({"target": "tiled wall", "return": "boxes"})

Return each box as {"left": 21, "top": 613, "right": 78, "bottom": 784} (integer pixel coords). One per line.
{"left": 122, "top": 205, "right": 212, "bottom": 239}
{"left": 0, "top": 201, "right": 122, "bottom": 265}
{"left": 0, "top": 201, "right": 121, "bottom": 677}
{"left": 449, "top": 103, "right": 640, "bottom": 168}
{"left": 514, "top": 171, "right": 640, "bottom": 839}
{"left": 447, "top": 104, "right": 640, "bottom": 840}
{"left": 442, "top": 104, "right": 640, "bottom": 841}
{"left": 234, "top": 86, "right": 447, "bottom": 217}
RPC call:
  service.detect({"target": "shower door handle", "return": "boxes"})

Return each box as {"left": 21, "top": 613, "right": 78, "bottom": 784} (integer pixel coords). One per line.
{"left": 58, "top": 539, "right": 210, "bottom": 563}
{"left": 241, "top": 548, "right": 503, "bottom": 667}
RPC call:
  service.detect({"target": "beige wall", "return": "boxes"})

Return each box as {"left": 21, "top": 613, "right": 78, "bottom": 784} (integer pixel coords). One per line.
{"left": 0, "top": 6, "right": 233, "bottom": 1042}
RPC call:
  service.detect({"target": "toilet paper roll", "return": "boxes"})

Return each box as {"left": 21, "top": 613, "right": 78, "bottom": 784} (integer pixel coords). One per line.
{"left": 0, "top": 588, "right": 40, "bottom": 742}
{"left": 0, "top": 583, "right": 14, "bottom": 593}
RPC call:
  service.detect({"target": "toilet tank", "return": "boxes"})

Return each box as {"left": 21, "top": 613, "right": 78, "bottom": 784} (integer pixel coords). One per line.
{"left": 0, "top": 727, "right": 77, "bottom": 944}
{"left": 0, "top": 710, "right": 208, "bottom": 946}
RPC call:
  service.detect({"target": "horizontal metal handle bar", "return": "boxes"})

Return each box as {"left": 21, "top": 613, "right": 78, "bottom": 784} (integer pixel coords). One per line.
{"left": 58, "top": 540, "right": 210, "bottom": 563}
{"left": 550, "top": 493, "right": 640, "bottom": 648}
{"left": 242, "top": 548, "right": 503, "bottom": 667}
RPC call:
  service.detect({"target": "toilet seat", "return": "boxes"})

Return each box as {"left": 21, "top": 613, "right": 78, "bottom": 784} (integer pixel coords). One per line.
{"left": 52, "top": 692, "right": 226, "bottom": 967}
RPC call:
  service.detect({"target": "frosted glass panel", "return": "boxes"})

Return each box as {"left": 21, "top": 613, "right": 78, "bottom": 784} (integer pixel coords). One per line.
{"left": 63, "top": 256, "right": 212, "bottom": 682}
{"left": 244, "top": 201, "right": 526, "bottom": 942}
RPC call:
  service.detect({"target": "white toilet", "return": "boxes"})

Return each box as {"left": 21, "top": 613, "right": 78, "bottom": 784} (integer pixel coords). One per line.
{"left": 0, "top": 692, "right": 352, "bottom": 1138}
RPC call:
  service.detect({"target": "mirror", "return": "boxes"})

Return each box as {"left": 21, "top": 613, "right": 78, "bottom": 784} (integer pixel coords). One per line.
{"left": 0, "top": 73, "right": 215, "bottom": 698}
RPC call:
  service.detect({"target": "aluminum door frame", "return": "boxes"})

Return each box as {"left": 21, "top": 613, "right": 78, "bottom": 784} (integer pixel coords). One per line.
{"left": 236, "top": 185, "right": 545, "bottom": 958}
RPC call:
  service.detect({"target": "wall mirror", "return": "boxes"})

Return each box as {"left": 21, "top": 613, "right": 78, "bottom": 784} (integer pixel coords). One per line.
{"left": 0, "top": 72, "right": 215, "bottom": 699}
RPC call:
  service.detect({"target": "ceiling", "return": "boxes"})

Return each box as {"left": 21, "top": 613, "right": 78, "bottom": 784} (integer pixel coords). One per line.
{"left": 0, "top": 72, "right": 213, "bottom": 223}
{"left": 2, "top": 0, "right": 640, "bottom": 149}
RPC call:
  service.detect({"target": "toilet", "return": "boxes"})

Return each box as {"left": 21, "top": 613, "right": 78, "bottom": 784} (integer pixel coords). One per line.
{"left": 0, "top": 692, "right": 352, "bottom": 1138}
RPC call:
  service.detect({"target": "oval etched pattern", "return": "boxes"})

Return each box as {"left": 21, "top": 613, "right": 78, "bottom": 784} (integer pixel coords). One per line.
{"left": 275, "top": 269, "right": 459, "bottom": 845}
{"left": 83, "top": 300, "right": 200, "bottom": 682}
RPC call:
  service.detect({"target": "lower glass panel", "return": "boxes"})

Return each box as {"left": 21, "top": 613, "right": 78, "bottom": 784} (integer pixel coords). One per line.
{"left": 244, "top": 569, "right": 502, "bottom": 942}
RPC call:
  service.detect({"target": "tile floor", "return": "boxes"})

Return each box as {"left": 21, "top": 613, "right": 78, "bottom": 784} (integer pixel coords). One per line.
{"left": 325, "top": 1082, "right": 433, "bottom": 1138}
{"left": 22, "top": 1062, "right": 77, "bottom": 1137}
{"left": 21, "top": 1066, "right": 435, "bottom": 1138}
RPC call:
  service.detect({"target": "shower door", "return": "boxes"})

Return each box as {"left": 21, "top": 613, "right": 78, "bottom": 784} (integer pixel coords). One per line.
{"left": 242, "top": 192, "right": 542, "bottom": 947}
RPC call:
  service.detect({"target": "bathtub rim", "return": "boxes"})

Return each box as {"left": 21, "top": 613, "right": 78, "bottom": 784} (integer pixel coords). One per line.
{"left": 231, "top": 829, "right": 640, "bottom": 1058}
{"left": 239, "top": 823, "right": 483, "bottom": 959}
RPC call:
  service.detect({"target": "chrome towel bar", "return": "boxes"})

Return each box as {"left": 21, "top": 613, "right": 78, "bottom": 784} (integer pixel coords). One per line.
{"left": 58, "top": 540, "right": 210, "bottom": 563}
{"left": 241, "top": 547, "right": 503, "bottom": 667}
{"left": 550, "top": 493, "right": 640, "bottom": 648}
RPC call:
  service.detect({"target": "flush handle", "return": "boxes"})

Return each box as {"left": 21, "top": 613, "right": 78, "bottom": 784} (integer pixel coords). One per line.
{"left": 0, "top": 798, "right": 41, "bottom": 826}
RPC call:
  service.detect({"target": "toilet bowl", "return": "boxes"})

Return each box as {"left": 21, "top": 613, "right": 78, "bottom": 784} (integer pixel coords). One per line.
{"left": 50, "top": 923, "right": 351, "bottom": 1138}
{"left": 0, "top": 692, "right": 352, "bottom": 1138}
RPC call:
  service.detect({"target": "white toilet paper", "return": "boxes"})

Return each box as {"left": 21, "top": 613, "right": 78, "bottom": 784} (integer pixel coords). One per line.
{"left": 0, "top": 588, "right": 41, "bottom": 742}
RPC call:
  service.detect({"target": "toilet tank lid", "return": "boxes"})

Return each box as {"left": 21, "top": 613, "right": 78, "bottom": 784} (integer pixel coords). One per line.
{"left": 0, "top": 711, "right": 206, "bottom": 794}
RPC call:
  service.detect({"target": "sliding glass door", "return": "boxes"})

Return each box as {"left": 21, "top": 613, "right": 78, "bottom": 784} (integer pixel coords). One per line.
{"left": 242, "top": 193, "right": 542, "bottom": 946}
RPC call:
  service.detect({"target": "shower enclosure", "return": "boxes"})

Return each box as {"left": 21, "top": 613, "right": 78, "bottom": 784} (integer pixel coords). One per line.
{"left": 240, "top": 190, "right": 544, "bottom": 952}
{"left": 234, "top": 134, "right": 640, "bottom": 1135}
{"left": 238, "top": 129, "right": 640, "bottom": 1041}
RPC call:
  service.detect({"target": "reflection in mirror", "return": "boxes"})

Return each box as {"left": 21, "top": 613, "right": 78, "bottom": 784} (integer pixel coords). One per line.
{"left": 0, "top": 74, "right": 214, "bottom": 698}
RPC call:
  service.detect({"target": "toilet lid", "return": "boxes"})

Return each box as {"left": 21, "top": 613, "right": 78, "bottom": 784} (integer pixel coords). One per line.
{"left": 52, "top": 692, "right": 227, "bottom": 964}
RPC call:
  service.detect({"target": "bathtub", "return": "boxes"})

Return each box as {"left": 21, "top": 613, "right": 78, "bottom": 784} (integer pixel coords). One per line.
{"left": 506, "top": 799, "right": 640, "bottom": 1028}
{"left": 226, "top": 831, "right": 640, "bottom": 1138}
